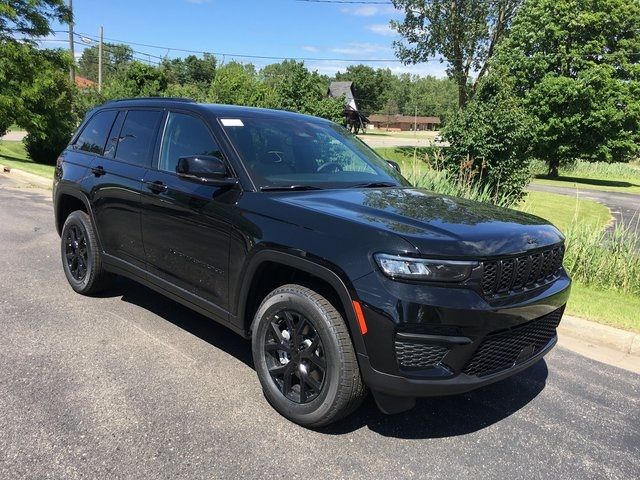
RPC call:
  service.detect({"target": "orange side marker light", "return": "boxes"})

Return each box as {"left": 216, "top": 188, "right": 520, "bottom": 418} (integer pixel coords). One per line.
{"left": 352, "top": 300, "right": 368, "bottom": 335}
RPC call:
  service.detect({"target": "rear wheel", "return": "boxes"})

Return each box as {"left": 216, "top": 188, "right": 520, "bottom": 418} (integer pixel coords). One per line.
{"left": 60, "top": 210, "right": 113, "bottom": 295}
{"left": 251, "top": 284, "right": 366, "bottom": 427}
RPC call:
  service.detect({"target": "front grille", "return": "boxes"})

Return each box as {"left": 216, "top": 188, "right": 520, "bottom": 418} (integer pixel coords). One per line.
{"left": 481, "top": 245, "right": 564, "bottom": 296}
{"left": 395, "top": 341, "right": 449, "bottom": 369}
{"left": 462, "top": 307, "right": 563, "bottom": 377}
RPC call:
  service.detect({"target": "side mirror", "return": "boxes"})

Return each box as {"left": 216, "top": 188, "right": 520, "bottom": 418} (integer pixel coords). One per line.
{"left": 176, "top": 155, "right": 238, "bottom": 186}
{"left": 386, "top": 160, "right": 401, "bottom": 174}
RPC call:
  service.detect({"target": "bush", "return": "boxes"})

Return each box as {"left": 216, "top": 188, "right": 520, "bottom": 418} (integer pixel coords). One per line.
{"left": 23, "top": 130, "right": 70, "bottom": 165}
{"left": 442, "top": 71, "right": 535, "bottom": 204}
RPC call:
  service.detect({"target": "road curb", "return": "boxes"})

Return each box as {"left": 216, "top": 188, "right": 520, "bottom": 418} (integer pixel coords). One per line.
{"left": 559, "top": 315, "right": 640, "bottom": 356}
{"left": 0, "top": 164, "right": 52, "bottom": 190}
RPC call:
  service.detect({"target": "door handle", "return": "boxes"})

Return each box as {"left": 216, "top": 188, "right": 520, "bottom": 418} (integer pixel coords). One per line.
{"left": 91, "top": 165, "right": 106, "bottom": 177}
{"left": 144, "top": 180, "right": 168, "bottom": 193}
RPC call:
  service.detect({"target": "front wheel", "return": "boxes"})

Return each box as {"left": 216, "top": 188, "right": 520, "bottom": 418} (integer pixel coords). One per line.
{"left": 251, "top": 284, "right": 366, "bottom": 427}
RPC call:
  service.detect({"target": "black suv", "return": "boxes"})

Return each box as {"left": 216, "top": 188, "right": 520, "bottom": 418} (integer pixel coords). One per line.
{"left": 53, "top": 98, "right": 570, "bottom": 427}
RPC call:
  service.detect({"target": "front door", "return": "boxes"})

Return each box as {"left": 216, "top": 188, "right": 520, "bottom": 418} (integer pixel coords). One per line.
{"left": 140, "top": 111, "right": 235, "bottom": 312}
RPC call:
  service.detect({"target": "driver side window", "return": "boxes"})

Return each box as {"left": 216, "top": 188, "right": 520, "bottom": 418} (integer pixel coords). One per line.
{"left": 159, "top": 112, "right": 223, "bottom": 173}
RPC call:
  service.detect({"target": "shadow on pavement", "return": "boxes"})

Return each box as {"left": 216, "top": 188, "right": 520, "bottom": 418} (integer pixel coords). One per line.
{"left": 112, "top": 277, "right": 254, "bottom": 369}
{"left": 108, "top": 277, "right": 548, "bottom": 440}
{"left": 536, "top": 174, "right": 640, "bottom": 189}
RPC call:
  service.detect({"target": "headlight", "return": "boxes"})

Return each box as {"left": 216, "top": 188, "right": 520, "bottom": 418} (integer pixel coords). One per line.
{"left": 374, "top": 254, "right": 477, "bottom": 282}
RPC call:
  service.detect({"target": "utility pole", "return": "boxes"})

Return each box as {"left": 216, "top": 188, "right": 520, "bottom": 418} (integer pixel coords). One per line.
{"left": 414, "top": 105, "right": 418, "bottom": 135}
{"left": 98, "top": 26, "right": 103, "bottom": 92}
{"left": 68, "top": 0, "right": 75, "bottom": 84}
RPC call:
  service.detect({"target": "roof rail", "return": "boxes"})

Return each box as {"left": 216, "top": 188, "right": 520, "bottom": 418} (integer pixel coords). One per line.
{"left": 104, "top": 97, "right": 195, "bottom": 104}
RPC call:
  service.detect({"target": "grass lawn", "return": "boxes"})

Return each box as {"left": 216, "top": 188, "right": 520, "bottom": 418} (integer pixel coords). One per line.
{"left": 8, "top": 124, "right": 21, "bottom": 132}
{"left": 0, "top": 140, "right": 55, "bottom": 178}
{"left": 567, "top": 283, "right": 640, "bottom": 333}
{"left": 518, "top": 190, "right": 611, "bottom": 232}
{"left": 532, "top": 176, "right": 640, "bottom": 195}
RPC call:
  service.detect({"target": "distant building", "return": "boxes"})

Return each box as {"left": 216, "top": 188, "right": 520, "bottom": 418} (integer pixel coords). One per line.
{"left": 327, "top": 81, "right": 369, "bottom": 134}
{"left": 368, "top": 114, "right": 441, "bottom": 131}
{"left": 75, "top": 75, "right": 96, "bottom": 89}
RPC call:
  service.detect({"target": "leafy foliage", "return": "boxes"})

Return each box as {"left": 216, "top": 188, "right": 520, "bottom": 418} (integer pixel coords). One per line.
{"left": 16, "top": 48, "right": 76, "bottom": 164}
{"left": 334, "top": 65, "right": 393, "bottom": 115}
{"left": 442, "top": 71, "right": 534, "bottom": 203}
{"left": 495, "top": 0, "right": 640, "bottom": 176}
{"left": 391, "top": 0, "right": 522, "bottom": 107}
{"left": 76, "top": 42, "right": 134, "bottom": 83}
{"left": 0, "top": 0, "right": 70, "bottom": 41}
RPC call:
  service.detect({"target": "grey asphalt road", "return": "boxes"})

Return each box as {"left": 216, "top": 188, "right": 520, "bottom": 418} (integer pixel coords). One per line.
{"left": 1, "top": 175, "right": 639, "bottom": 480}
{"left": 528, "top": 183, "right": 640, "bottom": 231}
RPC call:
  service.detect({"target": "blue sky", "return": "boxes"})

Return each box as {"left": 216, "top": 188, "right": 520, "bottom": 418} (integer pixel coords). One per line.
{"left": 43, "top": 0, "right": 448, "bottom": 77}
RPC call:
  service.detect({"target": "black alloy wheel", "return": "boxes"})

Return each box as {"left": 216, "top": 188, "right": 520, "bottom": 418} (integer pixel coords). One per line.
{"left": 264, "top": 309, "right": 326, "bottom": 404}
{"left": 64, "top": 224, "right": 88, "bottom": 281}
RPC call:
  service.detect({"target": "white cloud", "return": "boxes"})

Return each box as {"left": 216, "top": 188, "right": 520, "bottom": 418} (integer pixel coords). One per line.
{"left": 367, "top": 23, "right": 396, "bottom": 37}
{"left": 329, "top": 42, "right": 391, "bottom": 56}
{"left": 341, "top": 5, "right": 398, "bottom": 17}
{"left": 308, "top": 59, "right": 448, "bottom": 78}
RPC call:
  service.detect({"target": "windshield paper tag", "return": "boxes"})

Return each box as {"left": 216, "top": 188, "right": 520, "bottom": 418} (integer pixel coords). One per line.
{"left": 221, "top": 119, "right": 244, "bottom": 127}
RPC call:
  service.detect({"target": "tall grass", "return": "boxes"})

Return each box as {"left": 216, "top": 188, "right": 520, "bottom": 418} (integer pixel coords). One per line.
{"left": 401, "top": 147, "right": 519, "bottom": 208}
{"left": 530, "top": 158, "right": 640, "bottom": 180}
{"left": 564, "top": 222, "right": 640, "bottom": 296}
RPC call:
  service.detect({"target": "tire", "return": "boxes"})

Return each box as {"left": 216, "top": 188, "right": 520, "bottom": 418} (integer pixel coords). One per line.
{"left": 60, "top": 210, "right": 113, "bottom": 295}
{"left": 251, "top": 284, "right": 366, "bottom": 427}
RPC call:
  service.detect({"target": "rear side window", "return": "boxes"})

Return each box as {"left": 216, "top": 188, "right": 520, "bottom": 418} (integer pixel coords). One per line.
{"left": 74, "top": 110, "right": 118, "bottom": 155}
{"left": 114, "top": 110, "right": 163, "bottom": 167}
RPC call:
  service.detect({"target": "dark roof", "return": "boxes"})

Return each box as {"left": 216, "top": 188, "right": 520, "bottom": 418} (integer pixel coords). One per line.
{"left": 368, "top": 114, "right": 441, "bottom": 124}
{"left": 98, "top": 98, "right": 331, "bottom": 123}
{"left": 327, "top": 81, "right": 356, "bottom": 108}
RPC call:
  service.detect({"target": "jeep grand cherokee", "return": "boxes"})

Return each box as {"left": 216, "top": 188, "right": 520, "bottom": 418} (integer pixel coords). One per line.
{"left": 53, "top": 98, "right": 570, "bottom": 427}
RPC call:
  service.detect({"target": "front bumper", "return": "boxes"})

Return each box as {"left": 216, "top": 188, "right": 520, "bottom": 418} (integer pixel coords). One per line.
{"left": 352, "top": 269, "right": 570, "bottom": 403}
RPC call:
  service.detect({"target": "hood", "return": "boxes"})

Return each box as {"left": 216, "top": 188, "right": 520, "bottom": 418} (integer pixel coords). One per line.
{"left": 272, "top": 187, "right": 564, "bottom": 258}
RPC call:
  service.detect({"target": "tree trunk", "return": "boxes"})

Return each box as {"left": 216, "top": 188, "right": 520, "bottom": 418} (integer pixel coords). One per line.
{"left": 548, "top": 158, "right": 560, "bottom": 178}
{"left": 457, "top": 77, "right": 468, "bottom": 109}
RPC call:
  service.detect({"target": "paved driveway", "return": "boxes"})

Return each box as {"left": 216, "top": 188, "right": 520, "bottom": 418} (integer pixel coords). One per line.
{"left": 1, "top": 175, "right": 639, "bottom": 479}
{"left": 528, "top": 183, "right": 640, "bottom": 231}
{"left": 0, "top": 130, "right": 27, "bottom": 142}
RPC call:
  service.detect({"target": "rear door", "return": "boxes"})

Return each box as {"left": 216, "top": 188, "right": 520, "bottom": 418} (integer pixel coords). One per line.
{"left": 89, "top": 108, "right": 164, "bottom": 269}
{"left": 140, "top": 111, "right": 234, "bottom": 311}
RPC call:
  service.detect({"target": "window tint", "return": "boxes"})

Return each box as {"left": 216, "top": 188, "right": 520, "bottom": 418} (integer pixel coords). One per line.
{"left": 114, "top": 110, "right": 163, "bottom": 167}
{"left": 74, "top": 110, "right": 117, "bottom": 155}
{"left": 159, "top": 112, "right": 223, "bottom": 173}
{"left": 103, "top": 111, "right": 125, "bottom": 159}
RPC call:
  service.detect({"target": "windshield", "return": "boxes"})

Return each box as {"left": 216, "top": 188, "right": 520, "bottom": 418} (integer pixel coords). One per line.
{"left": 219, "top": 116, "right": 409, "bottom": 190}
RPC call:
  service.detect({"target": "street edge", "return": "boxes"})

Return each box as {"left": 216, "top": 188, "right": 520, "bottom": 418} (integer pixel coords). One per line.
{"left": 0, "top": 163, "right": 53, "bottom": 190}
{"left": 559, "top": 314, "right": 640, "bottom": 357}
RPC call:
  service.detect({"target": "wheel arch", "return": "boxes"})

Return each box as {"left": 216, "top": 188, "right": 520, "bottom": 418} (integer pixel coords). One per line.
{"left": 54, "top": 188, "right": 93, "bottom": 236}
{"left": 236, "top": 250, "right": 367, "bottom": 356}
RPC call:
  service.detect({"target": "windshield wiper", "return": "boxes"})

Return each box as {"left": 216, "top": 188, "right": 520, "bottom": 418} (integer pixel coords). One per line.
{"left": 349, "top": 182, "right": 398, "bottom": 189}
{"left": 260, "top": 185, "right": 324, "bottom": 192}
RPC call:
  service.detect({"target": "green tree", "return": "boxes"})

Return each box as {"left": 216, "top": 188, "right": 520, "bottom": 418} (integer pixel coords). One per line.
{"left": 334, "top": 65, "right": 393, "bottom": 115}
{"left": 442, "top": 70, "right": 534, "bottom": 203}
{"left": 208, "top": 61, "right": 274, "bottom": 106}
{"left": 391, "top": 0, "right": 521, "bottom": 108}
{"left": 0, "top": 0, "right": 70, "bottom": 41}
{"left": 16, "top": 48, "right": 77, "bottom": 164}
{"left": 496, "top": 0, "right": 640, "bottom": 177}
{"left": 76, "top": 42, "right": 133, "bottom": 83}
{"left": 102, "top": 61, "right": 169, "bottom": 98}
{"left": 262, "top": 60, "right": 344, "bottom": 122}
{"left": 162, "top": 53, "right": 216, "bottom": 86}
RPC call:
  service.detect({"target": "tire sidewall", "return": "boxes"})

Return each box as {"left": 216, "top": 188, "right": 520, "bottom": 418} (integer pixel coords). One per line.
{"left": 60, "top": 212, "right": 95, "bottom": 293}
{"left": 252, "top": 290, "right": 344, "bottom": 425}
